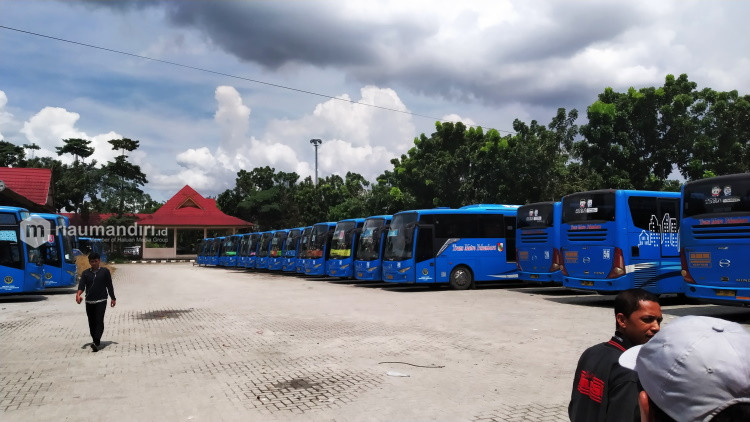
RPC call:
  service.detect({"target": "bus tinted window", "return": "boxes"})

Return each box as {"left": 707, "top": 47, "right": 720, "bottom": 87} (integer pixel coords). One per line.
{"left": 562, "top": 192, "right": 616, "bottom": 223}
{"left": 430, "top": 214, "right": 505, "bottom": 238}
{"left": 0, "top": 214, "right": 22, "bottom": 270}
{"left": 628, "top": 196, "right": 658, "bottom": 230}
{"left": 683, "top": 178, "right": 750, "bottom": 217}
{"left": 356, "top": 218, "right": 385, "bottom": 261}
{"left": 517, "top": 203, "right": 555, "bottom": 228}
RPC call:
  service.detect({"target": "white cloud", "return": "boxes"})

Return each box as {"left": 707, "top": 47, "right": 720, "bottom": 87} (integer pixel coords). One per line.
{"left": 0, "top": 90, "right": 15, "bottom": 141}
{"left": 145, "top": 84, "right": 418, "bottom": 199}
{"left": 17, "top": 106, "right": 125, "bottom": 165}
{"left": 441, "top": 114, "right": 476, "bottom": 127}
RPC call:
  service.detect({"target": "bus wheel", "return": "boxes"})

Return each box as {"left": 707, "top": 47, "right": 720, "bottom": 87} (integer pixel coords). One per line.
{"left": 449, "top": 266, "right": 473, "bottom": 290}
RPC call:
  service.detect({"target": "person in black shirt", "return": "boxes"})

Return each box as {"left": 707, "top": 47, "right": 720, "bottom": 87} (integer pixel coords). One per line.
{"left": 75, "top": 253, "right": 116, "bottom": 352}
{"left": 568, "top": 288, "right": 662, "bottom": 422}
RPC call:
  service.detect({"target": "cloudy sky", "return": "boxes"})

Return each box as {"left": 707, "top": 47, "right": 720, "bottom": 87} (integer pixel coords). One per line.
{"left": 1, "top": 0, "right": 748, "bottom": 201}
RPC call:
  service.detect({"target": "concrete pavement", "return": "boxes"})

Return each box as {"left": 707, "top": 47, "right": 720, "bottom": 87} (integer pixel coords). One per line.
{"left": 2, "top": 263, "right": 749, "bottom": 422}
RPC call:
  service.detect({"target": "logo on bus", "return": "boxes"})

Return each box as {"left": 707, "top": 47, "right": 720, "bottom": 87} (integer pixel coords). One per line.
{"left": 719, "top": 259, "right": 731, "bottom": 268}
{"left": 3, "top": 276, "right": 12, "bottom": 284}
{"left": 497, "top": 243, "right": 504, "bottom": 252}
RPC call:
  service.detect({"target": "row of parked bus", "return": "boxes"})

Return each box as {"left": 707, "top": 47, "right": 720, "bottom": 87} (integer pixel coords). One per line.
{"left": 0, "top": 206, "right": 106, "bottom": 295}
{"left": 198, "top": 173, "right": 750, "bottom": 308}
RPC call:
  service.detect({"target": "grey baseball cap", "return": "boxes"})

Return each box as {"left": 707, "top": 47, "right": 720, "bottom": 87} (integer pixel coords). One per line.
{"left": 619, "top": 315, "right": 750, "bottom": 422}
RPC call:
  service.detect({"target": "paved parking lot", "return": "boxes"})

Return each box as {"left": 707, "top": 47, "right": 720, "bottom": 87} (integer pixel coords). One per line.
{"left": 2, "top": 263, "right": 749, "bottom": 422}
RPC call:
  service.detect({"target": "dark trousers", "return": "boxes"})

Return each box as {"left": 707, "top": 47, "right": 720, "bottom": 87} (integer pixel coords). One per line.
{"left": 85, "top": 301, "right": 107, "bottom": 345}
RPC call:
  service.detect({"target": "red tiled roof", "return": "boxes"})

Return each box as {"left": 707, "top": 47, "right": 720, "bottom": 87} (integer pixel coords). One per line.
{"left": 0, "top": 167, "right": 51, "bottom": 206}
{"left": 63, "top": 185, "right": 251, "bottom": 228}
{"left": 140, "top": 185, "right": 251, "bottom": 227}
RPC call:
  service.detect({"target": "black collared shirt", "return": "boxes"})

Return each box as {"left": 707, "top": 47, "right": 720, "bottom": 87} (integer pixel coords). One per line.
{"left": 568, "top": 332, "right": 639, "bottom": 422}
{"left": 77, "top": 267, "right": 115, "bottom": 304}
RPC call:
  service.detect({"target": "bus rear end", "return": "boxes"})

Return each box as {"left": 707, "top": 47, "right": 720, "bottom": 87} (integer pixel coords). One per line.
{"left": 516, "top": 202, "right": 562, "bottom": 284}
{"left": 681, "top": 174, "right": 750, "bottom": 305}
{"left": 354, "top": 215, "right": 391, "bottom": 281}
{"left": 561, "top": 190, "right": 682, "bottom": 294}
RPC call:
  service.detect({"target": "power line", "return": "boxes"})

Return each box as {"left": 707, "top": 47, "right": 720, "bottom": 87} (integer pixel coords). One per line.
{"left": 0, "top": 24, "right": 514, "bottom": 134}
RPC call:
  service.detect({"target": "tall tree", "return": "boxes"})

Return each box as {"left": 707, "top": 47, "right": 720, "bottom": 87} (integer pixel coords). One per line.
{"left": 56, "top": 138, "right": 94, "bottom": 164}
{"left": 0, "top": 140, "right": 25, "bottom": 167}
{"left": 99, "top": 138, "right": 148, "bottom": 215}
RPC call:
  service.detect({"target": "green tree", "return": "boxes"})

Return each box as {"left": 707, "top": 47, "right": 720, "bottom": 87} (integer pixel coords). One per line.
{"left": 574, "top": 74, "right": 695, "bottom": 191}
{"left": 0, "top": 140, "right": 25, "bottom": 166}
{"left": 99, "top": 138, "right": 148, "bottom": 215}
{"left": 56, "top": 138, "right": 94, "bottom": 164}
{"left": 680, "top": 88, "right": 750, "bottom": 180}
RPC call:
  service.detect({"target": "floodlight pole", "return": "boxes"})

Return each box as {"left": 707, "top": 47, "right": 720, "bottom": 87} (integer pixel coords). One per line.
{"left": 310, "top": 138, "right": 322, "bottom": 185}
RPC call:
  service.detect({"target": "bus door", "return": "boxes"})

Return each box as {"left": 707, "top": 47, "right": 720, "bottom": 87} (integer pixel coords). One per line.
{"left": 415, "top": 224, "right": 436, "bottom": 283}
{"left": 658, "top": 198, "right": 680, "bottom": 259}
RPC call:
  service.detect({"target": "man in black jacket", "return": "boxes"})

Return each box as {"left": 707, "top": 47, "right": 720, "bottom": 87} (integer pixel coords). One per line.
{"left": 568, "top": 288, "right": 662, "bottom": 422}
{"left": 75, "top": 253, "right": 116, "bottom": 352}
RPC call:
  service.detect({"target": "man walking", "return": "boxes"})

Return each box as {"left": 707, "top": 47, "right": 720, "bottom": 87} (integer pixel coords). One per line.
{"left": 75, "top": 253, "right": 116, "bottom": 352}
{"left": 569, "top": 288, "right": 662, "bottom": 422}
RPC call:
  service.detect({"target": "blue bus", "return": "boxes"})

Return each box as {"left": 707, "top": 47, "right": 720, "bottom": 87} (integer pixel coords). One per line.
{"left": 354, "top": 215, "right": 392, "bottom": 281}
{"left": 680, "top": 173, "right": 750, "bottom": 306}
{"left": 219, "top": 234, "right": 241, "bottom": 267}
{"left": 77, "top": 237, "right": 107, "bottom": 262}
{"left": 196, "top": 238, "right": 209, "bottom": 265}
{"left": 255, "top": 231, "right": 274, "bottom": 270}
{"left": 296, "top": 226, "right": 314, "bottom": 274}
{"left": 267, "top": 229, "right": 290, "bottom": 271}
{"left": 382, "top": 205, "right": 521, "bottom": 289}
{"left": 236, "top": 233, "right": 257, "bottom": 268}
{"left": 0, "top": 207, "right": 45, "bottom": 294}
{"left": 516, "top": 202, "right": 563, "bottom": 285}
{"left": 560, "top": 189, "right": 682, "bottom": 295}
{"left": 34, "top": 213, "right": 77, "bottom": 288}
{"left": 303, "top": 222, "right": 337, "bottom": 276}
{"left": 282, "top": 227, "right": 306, "bottom": 272}
{"left": 206, "top": 236, "right": 223, "bottom": 266}
{"left": 327, "top": 218, "right": 366, "bottom": 278}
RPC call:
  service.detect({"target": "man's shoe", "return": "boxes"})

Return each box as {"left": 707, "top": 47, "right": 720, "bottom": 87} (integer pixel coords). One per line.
{"left": 91, "top": 343, "right": 98, "bottom": 352}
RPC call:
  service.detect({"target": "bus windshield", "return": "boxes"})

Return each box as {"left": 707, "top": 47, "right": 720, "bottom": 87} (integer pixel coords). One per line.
{"left": 562, "top": 192, "right": 616, "bottom": 224}
{"left": 356, "top": 218, "right": 385, "bottom": 261}
{"left": 258, "top": 233, "right": 273, "bottom": 257}
{"left": 330, "top": 221, "right": 357, "bottom": 259}
{"left": 284, "top": 229, "right": 301, "bottom": 253}
{"left": 384, "top": 213, "right": 417, "bottom": 261}
{"left": 518, "top": 203, "right": 555, "bottom": 228}
{"left": 40, "top": 220, "right": 61, "bottom": 266}
{"left": 683, "top": 177, "right": 750, "bottom": 217}
{"left": 298, "top": 228, "right": 313, "bottom": 258}
{"left": 58, "top": 217, "right": 75, "bottom": 264}
{"left": 308, "top": 225, "right": 330, "bottom": 259}
{"left": 270, "top": 232, "right": 285, "bottom": 256}
{"left": 0, "top": 212, "right": 23, "bottom": 270}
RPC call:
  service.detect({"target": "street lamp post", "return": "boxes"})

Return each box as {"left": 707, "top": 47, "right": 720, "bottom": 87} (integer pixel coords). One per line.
{"left": 310, "top": 138, "right": 322, "bottom": 185}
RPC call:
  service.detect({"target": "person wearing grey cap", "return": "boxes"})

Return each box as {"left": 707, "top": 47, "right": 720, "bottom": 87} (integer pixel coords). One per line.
{"left": 569, "top": 289, "right": 662, "bottom": 422}
{"left": 619, "top": 315, "right": 750, "bottom": 422}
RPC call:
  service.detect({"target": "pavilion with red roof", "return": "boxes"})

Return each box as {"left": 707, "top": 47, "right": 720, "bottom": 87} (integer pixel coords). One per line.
{"left": 0, "top": 167, "right": 54, "bottom": 212}
{"left": 65, "top": 185, "right": 251, "bottom": 260}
